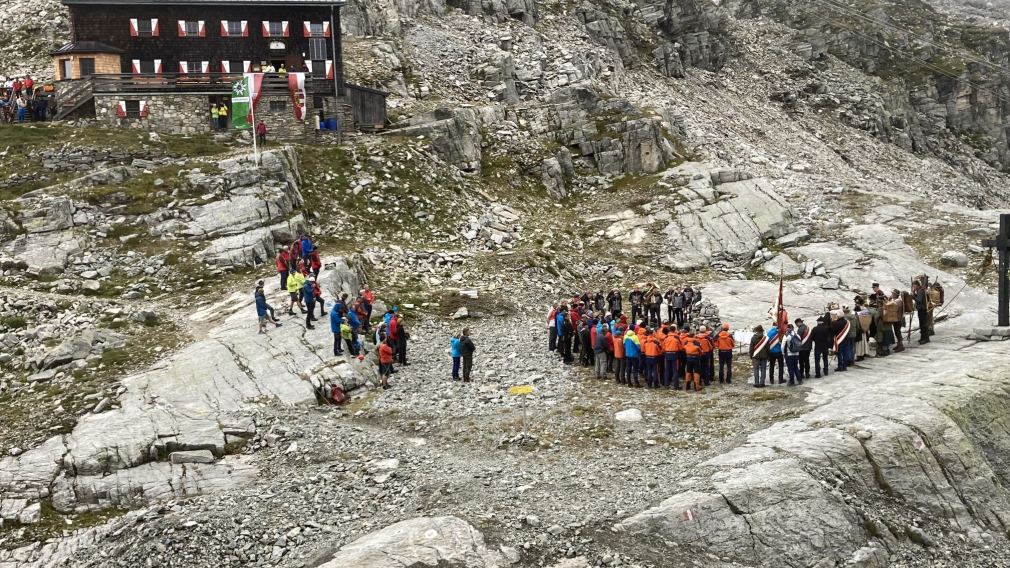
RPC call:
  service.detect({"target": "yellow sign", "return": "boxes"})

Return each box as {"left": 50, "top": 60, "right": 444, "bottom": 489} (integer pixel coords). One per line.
{"left": 509, "top": 385, "right": 534, "bottom": 396}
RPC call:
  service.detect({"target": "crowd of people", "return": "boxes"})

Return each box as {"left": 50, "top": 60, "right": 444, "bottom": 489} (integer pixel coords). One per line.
{"left": 548, "top": 277, "right": 944, "bottom": 391}
{"left": 1, "top": 75, "right": 54, "bottom": 123}
{"left": 252, "top": 234, "right": 415, "bottom": 391}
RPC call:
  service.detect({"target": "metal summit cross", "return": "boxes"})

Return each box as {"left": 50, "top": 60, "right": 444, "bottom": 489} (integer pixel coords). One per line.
{"left": 982, "top": 213, "right": 1010, "bottom": 327}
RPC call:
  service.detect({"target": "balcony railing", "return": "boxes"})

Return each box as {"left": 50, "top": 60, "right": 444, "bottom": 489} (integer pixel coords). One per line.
{"left": 60, "top": 73, "right": 338, "bottom": 95}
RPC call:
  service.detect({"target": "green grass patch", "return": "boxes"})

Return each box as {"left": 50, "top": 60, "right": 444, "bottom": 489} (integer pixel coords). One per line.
{"left": 0, "top": 315, "right": 27, "bottom": 329}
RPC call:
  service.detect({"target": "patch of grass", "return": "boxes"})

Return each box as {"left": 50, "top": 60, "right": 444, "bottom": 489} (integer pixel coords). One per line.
{"left": 0, "top": 498, "right": 127, "bottom": 550}
{"left": 0, "top": 315, "right": 27, "bottom": 329}
{"left": 100, "top": 347, "right": 131, "bottom": 367}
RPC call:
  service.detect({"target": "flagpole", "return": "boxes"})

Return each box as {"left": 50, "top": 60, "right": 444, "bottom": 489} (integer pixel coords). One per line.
{"left": 250, "top": 75, "right": 259, "bottom": 167}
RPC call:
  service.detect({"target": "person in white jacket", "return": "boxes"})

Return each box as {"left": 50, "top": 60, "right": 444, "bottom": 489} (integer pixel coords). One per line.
{"left": 783, "top": 323, "right": 803, "bottom": 386}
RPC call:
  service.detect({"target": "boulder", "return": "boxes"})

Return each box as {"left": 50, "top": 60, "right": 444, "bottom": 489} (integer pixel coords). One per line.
{"left": 940, "top": 251, "right": 969, "bottom": 268}
{"left": 316, "top": 516, "right": 506, "bottom": 568}
{"left": 615, "top": 408, "right": 643, "bottom": 422}
{"left": 17, "top": 197, "right": 74, "bottom": 234}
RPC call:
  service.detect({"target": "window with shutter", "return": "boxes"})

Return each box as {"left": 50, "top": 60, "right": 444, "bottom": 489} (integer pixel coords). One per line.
{"left": 227, "top": 20, "right": 242, "bottom": 36}
{"left": 138, "top": 19, "right": 154, "bottom": 37}
{"left": 139, "top": 60, "right": 156, "bottom": 74}
{"left": 310, "top": 22, "right": 324, "bottom": 37}
{"left": 269, "top": 100, "right": 287, "bottom": 112}
{"left": 268, "top": 21, "right": 283, "bottom": 37}
{"left": 186, "top": 21, "right": 200, "bottom": 36}
{"left": 125, "top": 100, "right": 141, "bottom": 118}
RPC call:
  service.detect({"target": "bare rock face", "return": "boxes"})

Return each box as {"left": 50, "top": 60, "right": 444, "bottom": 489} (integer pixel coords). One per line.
{"left": 314, "top": 516, "right": 506, "bottom": 568}
{"left": 390, "top": 108, "right": 484, "bottom": 172}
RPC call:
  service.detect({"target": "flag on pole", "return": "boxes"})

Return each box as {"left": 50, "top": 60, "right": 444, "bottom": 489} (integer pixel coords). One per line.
{"left": 230, "top": 73, "right": 263, "bottom": 130}
{"left": 288, "top": 72, "right": 307, "bottom": 121}
{"left": 775, "top": 268, "right": 789, "bottom": 338}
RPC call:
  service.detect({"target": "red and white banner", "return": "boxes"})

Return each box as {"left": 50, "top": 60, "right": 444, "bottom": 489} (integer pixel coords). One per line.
{"left": 834, "top": 320, "right": 850, "bottom": 351}
{"left": 288, "top": 72, "right": 307, "bottom": 120}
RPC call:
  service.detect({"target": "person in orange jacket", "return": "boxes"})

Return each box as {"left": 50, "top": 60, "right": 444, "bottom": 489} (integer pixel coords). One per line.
{"left": 697, "top": 326, "right": 714, "bottom": 386}
{"left": 683, "top": 331, "right": 703, "bottom": 392}
{"left": 716, "top": 323, "right": 735, "bottom": 384}
{"left": 661, "top": 324, "right": 681, "bottom": 389}
{"left": 612, "top": 328, "right": 626, "bottom": 383}
{"left": 678, "top": 328, "right": 690, "bottom": 384}
{"left": 378, "top": 337, "right": 395, "bottom": 390}
{"left": 642, "top": 328, "right": 663, "bottom": 388}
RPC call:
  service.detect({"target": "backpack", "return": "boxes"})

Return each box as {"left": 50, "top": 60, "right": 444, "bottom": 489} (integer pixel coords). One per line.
{"left": 330, "top": 386, "right": 348, "bottom": 404}
{"left": 788, "top": 334, "right": 802, "bottom": 353}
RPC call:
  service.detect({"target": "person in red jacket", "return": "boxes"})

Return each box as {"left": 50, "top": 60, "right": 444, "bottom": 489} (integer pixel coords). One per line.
{"left": 312, "top": 278, "right": 325, "bottom": 318}
{"left": 275, "top": 249, "right": 290, "bottom": 290}
{"left": 308, "top": 249, "right": 322, "bottom": 278}
{"left": 378, "top": 338, "right": 394, "bottom": 390}
{"left": 716, "top": 323, "right": 735, "bottom": 384}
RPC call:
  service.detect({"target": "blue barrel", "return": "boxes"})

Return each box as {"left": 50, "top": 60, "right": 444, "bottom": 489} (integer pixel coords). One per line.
{"left": 324, "top": 118, "right": 337, "bottom": 131}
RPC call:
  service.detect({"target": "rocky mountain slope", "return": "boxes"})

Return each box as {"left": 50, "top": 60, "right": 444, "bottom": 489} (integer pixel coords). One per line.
{"left": 5, "top": 0, "right": 1010, "bottom": 567}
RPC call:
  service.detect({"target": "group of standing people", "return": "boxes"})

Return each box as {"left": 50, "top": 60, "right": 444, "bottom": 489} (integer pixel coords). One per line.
{"left": 547, "top": 286, "right": 732, "bottom": 393}
{"left": 1, "top": 76, "right": 52, "bottom": 123}
{"left": 255, "top": 234, "right": 414, "bottom": 390}
{"left": 747, "top": 277, "right": 943, "bottom": 387}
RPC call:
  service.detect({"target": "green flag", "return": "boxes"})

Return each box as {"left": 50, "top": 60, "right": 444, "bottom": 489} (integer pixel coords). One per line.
{"left": 231, "top": 76, "right": 252, "bottom": 130}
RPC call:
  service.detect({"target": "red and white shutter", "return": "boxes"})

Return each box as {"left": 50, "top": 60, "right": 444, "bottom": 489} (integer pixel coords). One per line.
{"left": 198, "top": 21, "right": 206, "bottom": 37}
{"left": 131, "top": 59, "right": 141, "bottom": 74}
{"left": 220, "top": 20, "right": 229, "bottom": 37}
{"left": 303, "top": 21, "right": 311, "bottom": 37}
{"left": 281, "top": 21, "right": 290, "bottom": 37}
{"left": 179, "top": 61, "right": 188, "bottom": 74}
{"left": 243, "top": 60, "right": 252, "bottom": 73}
{"left": 116, "top": 100, "right": 127, "bottom": 118}
{"left": 154, "top": 59, "right": 163, "bottom": 74}
{"left": 221, "top": 61, "right": 231, "bottom": 73}
{"left": 325, "top": 60, "right": 334, "bottom": 80}
{"left": 129, "top": 18, "right": 139, "bottom": 37}
{"left": 139, "top": 101, "right": 149, "bottom": 118}
{"left": 262, "top": 21, "right": 270, "bottom": 37}
{"left": 304, "top": 60, "right": 313, "bottom": 73}
{"left": 322, "top": 21, "right": 331, "bottom": 38}
{"left": 201, "top": 61, "right": 210, "bottom": 73}
{"left": 151, "top": 19, "right": 160, "bottom": 36}
{"left": 178, "top": 20, "right": 187, "bottom": 37}
{"left": 241, "top": 20, "right": 249, "bottom": 37}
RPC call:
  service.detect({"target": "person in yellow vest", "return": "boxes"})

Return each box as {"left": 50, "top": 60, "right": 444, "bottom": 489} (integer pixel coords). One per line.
{"left": 217, "top": 102, "right": 229, "bottom": 130}
{"left": 278, "top": 64, "right": 287, "bottom": 75}
{"left": 210, "top": 103, "right": 219, "bottom": 130}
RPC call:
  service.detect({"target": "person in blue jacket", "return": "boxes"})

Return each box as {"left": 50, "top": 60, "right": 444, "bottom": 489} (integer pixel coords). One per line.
{"left": 623, "top": 326, "right": 642, "bottom": 387}
{"left": 329, "top": 304, "right": 344, "bottom": 356}
{"left": 767, "top": 325, "right": 785, "bottom": 385}
{"left": 255, "top": 280, "right": 281, "bottom": 334}
{"left": 450, "top": 333, "right": 462, "bottom": 381}
{"left": 346, "top": 307, "right": 362, "bottom": 355}
{"left": 300, "top": 234, "right": 314, "bottom": 262}
{"left": 302, "top": 276, "right": 318, "bottom": 330}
